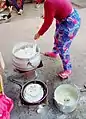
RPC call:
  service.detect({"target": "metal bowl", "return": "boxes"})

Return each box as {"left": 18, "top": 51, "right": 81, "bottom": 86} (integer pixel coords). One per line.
{"left": 54, "top": 84, "right": 79, "bottom": 113}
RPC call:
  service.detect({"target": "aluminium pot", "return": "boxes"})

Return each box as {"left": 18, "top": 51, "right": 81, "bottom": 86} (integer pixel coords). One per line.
{"left": 54, "top": 84, "right": 79, "bottom": 113}
{"left": 12, "top": 42, "right": 41, "bottom": 71}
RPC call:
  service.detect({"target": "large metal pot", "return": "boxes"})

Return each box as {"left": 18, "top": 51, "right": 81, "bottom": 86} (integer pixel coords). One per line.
{"left": 12, "top": 42, "right": 41, "bottom": 71}
{"left": 54, "top": 84, "right": 79, "bottom": 113}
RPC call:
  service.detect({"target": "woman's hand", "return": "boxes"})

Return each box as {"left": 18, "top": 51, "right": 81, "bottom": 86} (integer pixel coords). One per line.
{"left": 34, "top": 33, "right": 40, "bottom": 40}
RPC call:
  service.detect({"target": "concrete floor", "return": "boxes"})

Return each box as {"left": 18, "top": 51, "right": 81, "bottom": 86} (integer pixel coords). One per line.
{"left": 0, "top": 3, "right": 86, "bottom": 119}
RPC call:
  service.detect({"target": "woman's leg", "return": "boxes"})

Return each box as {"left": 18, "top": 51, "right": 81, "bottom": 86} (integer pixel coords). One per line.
{"left": 6, "top": 0, "right": 10, "bottom": 7}
{"left": 57, "top": 9, "right": 81, "bottom": 79}
{"left": 16, "top": 0, "right": 24, "bottom": 15}
{"left": 11, "top": 0, "right": 23, "bottom": 14}
{"left": 11, "top": 0, "right": 20, "bottom": 11}
{"left": 19, "top": 0, "right": 24, "bottom": 10}
{"left": 44, "top": 22, "right": 60, "bottom": 58}
{"left": 5, "top": 0, "right": 12, "bottom": 13}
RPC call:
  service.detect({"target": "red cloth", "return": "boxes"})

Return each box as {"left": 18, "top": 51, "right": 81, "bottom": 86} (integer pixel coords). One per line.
{"left": 38, "top": 0, "right": 73, "bottom": 35}
{"left": 0, "top": 94, "right": 14, "bottom": 119}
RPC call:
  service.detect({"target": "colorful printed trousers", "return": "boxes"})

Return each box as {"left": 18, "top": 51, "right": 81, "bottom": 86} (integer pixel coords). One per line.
{"left": 53, "top": 9, "right": 81, "bottom": 71}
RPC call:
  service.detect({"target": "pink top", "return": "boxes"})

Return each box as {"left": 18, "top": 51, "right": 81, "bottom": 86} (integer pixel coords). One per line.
{"left": 38, "top": 0, "right": 73, "bottom": 35}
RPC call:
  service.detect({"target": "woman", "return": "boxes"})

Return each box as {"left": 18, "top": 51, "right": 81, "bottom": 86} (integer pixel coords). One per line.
{"left": 34, "top": 0, "right": 81, "bottom": 79}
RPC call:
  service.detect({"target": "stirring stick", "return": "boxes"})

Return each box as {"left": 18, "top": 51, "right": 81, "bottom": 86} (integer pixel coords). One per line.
{"left": 34, "top": 40, "right": 37, "bottom": 51}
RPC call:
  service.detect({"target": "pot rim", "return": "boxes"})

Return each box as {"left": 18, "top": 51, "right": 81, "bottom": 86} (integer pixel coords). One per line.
{"left": 54, "top": 84, "right": 79, "bottom": 106}
{"left": 12, "top": 42, "right": 40, "bottom": 60}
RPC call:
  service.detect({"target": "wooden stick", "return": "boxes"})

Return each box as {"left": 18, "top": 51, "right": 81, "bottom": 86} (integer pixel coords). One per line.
{"left": 0, "top": 52, "right": 5, "bottom": 72}
{"left": 0, "top": 75, "right": 4, "bottom": 94}
{"left": 0, "top": 52, "right": 5, "bottom": 94}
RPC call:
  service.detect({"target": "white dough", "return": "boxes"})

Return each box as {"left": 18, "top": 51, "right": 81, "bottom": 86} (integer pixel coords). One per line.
{"left": 24, "top": 83, "right": 44, "bottom": 103}
{"left": 14, "top": 46, "right": 36, "bottom": 59}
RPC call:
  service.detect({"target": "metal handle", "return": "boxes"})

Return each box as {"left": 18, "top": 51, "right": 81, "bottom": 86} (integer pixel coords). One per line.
{"left": 27, "top": 61, "right": 36, "bottom": 69}
{"left": 8, "top": 76, "right": 23, "bottom": 88}
{"left": 80, "top": 89, "right": 86, "bottom": 92}
{"left": 79, "top": 84, "right": 86, "bottom": 92}
{"left": 73, "top": 84, "right": 86, "bottom": 93}
{"left": 34, "top": 40, "right": 37, "bottom": 46}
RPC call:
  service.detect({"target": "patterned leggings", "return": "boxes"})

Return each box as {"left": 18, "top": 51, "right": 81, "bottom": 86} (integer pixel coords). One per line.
{"left": 53, "top": 9, "right": 81, "bottom": 71}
